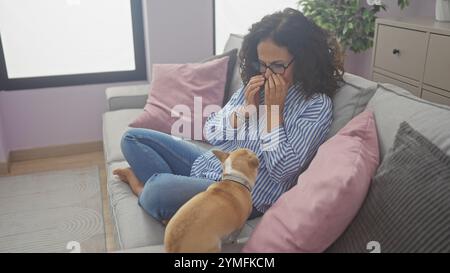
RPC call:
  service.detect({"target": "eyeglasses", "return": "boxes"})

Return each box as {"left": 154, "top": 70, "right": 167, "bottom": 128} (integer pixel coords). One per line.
{"left": 251, "top": 58, "right": 295, "bottom": 75}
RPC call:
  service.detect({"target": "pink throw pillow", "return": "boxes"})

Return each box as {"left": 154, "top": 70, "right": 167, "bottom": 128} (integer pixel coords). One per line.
{"left": 129, "top": 57, "right": 229, "bottom": 141}
{"left": 243, "top": 110, "right": 380, "bottom": 253}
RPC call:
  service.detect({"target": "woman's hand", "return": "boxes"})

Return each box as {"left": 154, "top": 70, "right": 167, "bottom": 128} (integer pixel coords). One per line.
{"left": 230, "top": 75, "right": 264, "bottom": 128}
{"left": 264, "top": 74, "right": 288, "bottom": 132}
{"left": 244, "top": 75, "right": 265, "bottom": 107}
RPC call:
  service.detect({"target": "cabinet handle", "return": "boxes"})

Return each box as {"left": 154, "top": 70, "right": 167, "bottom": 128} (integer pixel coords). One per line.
{"left": 392, "top": 49, "right": 400, "bottom": 55}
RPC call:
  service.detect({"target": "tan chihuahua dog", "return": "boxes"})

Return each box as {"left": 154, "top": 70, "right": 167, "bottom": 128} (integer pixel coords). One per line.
{"left": 164, "top": 148, "right": 259, "bottom": 253}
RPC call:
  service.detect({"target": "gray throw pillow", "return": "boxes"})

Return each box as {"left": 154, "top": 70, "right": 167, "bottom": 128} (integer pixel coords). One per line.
{"left": 326, "top": 121, "right": 450, "bottom": 253}
{"left": 203, "top": 49, "right": 238, "bottom": 106}
{"left": 326, "top": 73, "right": 378, "bottom": 140}
{"left": 365, "top": 83, "right": 450, "bottom": 160}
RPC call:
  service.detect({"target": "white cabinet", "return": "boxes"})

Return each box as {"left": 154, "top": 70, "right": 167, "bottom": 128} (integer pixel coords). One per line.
{"left": 371, "top": 18, "right": 450, "bottom": 107}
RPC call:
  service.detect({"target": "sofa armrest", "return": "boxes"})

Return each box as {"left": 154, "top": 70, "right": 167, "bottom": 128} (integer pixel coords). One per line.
{"left": 105, "top": 84, "right": 150, "bottom": 111}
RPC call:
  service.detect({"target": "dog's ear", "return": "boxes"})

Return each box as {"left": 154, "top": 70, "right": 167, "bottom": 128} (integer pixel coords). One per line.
{"left": 212, "top": 150, "right": 229, "bottom": 163}
{"left": 249, "top": 157, "right": 259, "bottom": 169}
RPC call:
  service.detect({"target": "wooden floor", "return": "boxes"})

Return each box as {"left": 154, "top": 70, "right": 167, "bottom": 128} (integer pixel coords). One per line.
{"left": 2, "top": 151, "right": 117, "bottom": 252}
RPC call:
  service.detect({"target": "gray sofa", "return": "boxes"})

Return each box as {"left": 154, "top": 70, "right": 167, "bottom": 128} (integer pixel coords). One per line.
{"left": 102, "top": 34, "right": 450, "bottom": 252}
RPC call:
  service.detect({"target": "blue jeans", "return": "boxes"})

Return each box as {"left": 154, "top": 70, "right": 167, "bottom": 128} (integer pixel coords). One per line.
{"left": 120, "top": 128, "right": 263, "bottom": 223}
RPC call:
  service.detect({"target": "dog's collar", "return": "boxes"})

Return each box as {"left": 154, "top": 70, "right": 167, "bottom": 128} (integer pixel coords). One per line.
{"left": 222, "top": 173, "right": 252, "bottom": 192}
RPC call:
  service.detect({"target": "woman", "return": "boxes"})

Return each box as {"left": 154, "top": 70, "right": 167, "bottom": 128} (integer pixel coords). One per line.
{"left": 113, "top": 8, "right": 343, "bottom": 224}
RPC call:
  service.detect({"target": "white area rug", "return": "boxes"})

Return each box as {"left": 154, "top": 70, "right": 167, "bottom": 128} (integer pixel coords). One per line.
{"left": 0, "top": 166, "right": 105, "bottom": 253}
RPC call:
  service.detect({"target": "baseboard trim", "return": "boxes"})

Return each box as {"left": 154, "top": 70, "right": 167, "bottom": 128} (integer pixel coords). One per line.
{"left": 0, "top": 152, "right": 10, "bottom": 176}
{"left": 10, "top": 141, "right": 103, "bottom": 162}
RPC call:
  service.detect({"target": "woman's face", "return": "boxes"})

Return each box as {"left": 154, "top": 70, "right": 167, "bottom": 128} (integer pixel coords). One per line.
{"left": 256, "top": 38, "right": 295, "bottom": 89}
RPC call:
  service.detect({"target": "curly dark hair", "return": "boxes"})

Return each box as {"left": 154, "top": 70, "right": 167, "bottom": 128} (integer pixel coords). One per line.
{"left": 239, "top": 8, "right": 344, "bottom": 99}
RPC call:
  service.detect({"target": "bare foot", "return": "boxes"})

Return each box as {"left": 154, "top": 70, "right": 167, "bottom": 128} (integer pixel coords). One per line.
{"left": 113, "top": 167, "right": 144, "bottom": 196}
{"left": 113, "top": 168, "right": 132, "bottom": 184}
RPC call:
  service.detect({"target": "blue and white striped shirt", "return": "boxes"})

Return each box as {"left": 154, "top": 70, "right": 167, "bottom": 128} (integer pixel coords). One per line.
{"left": 190, "top": 83, "right": 333, "bottom": 213}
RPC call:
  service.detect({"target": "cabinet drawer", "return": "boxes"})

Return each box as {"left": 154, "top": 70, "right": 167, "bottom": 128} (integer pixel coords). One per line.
{"left": 374, "top": 25, "right": 427, "bottom": 80}
{"left": 424, "top": 34, "right": 450, "bottom": 92}
{"left": 422, "top": 89, "right": 450, "bottom": 107}
{"left": 373, "top": 72, "right": 420, "bottom": 97}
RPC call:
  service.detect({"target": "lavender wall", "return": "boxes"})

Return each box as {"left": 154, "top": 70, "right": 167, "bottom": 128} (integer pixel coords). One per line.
{"left": 0, "top": 103, "right": 7, "bottom": 162}
{"left": 0, "top": 84, "right": 114, "bottom": 151}
{"left": 344, "top": 0, "right": 436, "bottom": 79}
{"left": 0, "top": 0, "right": 214, "bottom": 154}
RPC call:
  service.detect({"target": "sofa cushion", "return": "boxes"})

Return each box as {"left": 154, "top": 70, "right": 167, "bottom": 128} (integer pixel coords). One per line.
{"left": 365, "top": 83, "right": 450, "bottom": 160}
{"left": 115, "top": 241, "right": 248, "bottom": 253}
{"left": 222, "top": 34, "right": 245, "bottom": 101}
{"left": 102, "top": 109, "right": 143, "bottom": 163}
{"left": 129, "top": 57, "right": 229, "bottom": 141}
{"left": 326, "top": 122, "right": 450, "bottom": 253}
{"left": 107, "top": 161, "right": 166, "bottom": 249}
{"left": 326, "top": 73, "right": 378, "bottom": 139}
{"left": 243, "top": 110, "right": 379, "bottom": 253}
{"left": 203, "top": 49, "right": 238, "bottom": 106}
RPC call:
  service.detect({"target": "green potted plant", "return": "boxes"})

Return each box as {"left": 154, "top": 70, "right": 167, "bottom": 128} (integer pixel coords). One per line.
{"left": 298, "top": 0, "right": 410, "bottom": 53}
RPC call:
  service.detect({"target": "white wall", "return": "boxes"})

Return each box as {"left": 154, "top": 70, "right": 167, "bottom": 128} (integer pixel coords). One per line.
{"left": 145, "top": 0, "right": 214, "bottom": 79}
{"left": 214, "top": 0, "right": 299, "bottom": 53}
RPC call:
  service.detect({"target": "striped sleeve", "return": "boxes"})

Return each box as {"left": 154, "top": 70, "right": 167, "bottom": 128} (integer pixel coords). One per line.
{"left": 203, "top": 87, "right": 245, "bottom": 146}
{"left": 259, "top": 95, "right": 333, "bottom": 185}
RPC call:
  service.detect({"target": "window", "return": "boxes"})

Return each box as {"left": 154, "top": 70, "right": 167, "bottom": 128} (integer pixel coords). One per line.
{"left": 0, "top": 0, "right": 146, "bottom": 90}
{"left": 213, "top": 0, "right": 300, "bottom": 54}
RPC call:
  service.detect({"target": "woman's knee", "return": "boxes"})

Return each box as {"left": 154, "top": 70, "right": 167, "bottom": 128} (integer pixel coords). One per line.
{"left": 121, "top": 128, "right": 166, "bottom": 150}
{"left": 121, "top": 128, "right": 144, "bottom": 145}
{"left": 120, "top": 128, "right": 150, "bottom": 155}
